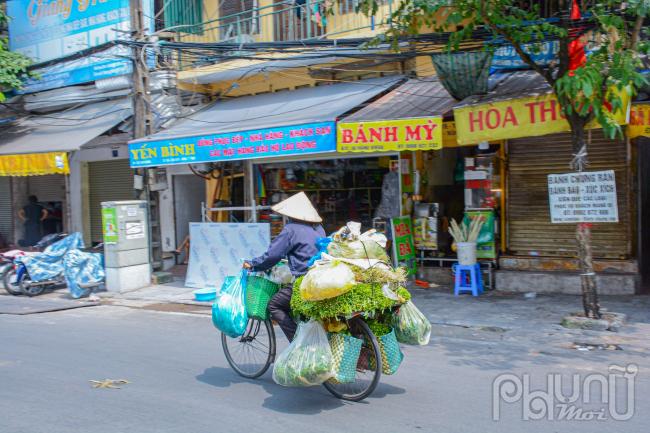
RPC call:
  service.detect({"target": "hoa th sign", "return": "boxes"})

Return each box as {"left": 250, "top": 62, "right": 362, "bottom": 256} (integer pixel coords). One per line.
{"left": 454, "top": 91, "right": 630, "bottom": 145}
{"left": 547, "top": 170, "right": 619, "bottom": 223}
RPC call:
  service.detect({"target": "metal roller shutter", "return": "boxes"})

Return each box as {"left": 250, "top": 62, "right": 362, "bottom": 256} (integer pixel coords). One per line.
{"left": 507, "top": 130, "right": 631, "bottom": 259}
{"left": 0, "top": 177, "right": 12, "bottom": 242}
{"left": 27, "top": 175, "right": 66, "bottom": 202}
{"left": 88, "top": 160, "right": 134, "bottom": 243}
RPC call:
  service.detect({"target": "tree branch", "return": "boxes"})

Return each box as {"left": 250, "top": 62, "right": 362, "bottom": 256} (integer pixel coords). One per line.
{"left": 630, "top": 14, "right": 643, "bottom": 50}
{"left": 479, "top": 0, "right": 554, "bottom": 85}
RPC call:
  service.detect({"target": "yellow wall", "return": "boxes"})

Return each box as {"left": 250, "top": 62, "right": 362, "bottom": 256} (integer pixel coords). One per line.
{"left": 174, "top": 1, "right": 459, "bottom": 95}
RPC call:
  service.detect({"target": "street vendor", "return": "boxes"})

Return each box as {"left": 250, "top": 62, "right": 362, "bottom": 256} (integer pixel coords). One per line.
{"left": 243, "top": 192, "right": 325, "bottom": 341}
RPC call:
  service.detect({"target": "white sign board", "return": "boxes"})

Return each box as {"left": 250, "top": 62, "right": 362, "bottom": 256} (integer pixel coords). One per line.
{"left": 185, "top": 223, "right": 271, "bottom": 289}
{"left": 547, "top": 170, "right": 619, "bottom": 223}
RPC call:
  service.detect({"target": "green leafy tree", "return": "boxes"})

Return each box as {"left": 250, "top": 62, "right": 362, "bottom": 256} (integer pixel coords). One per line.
{"left": 0, "top": 8, "right": 32, "bottom": 101}
{"left": 357, "top": 0, "right": 649, "bottom": 318}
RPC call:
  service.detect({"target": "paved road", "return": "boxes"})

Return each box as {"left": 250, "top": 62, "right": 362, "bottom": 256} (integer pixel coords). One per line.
{"left": 1, "top": 302, "right": 648, "bottom": 433}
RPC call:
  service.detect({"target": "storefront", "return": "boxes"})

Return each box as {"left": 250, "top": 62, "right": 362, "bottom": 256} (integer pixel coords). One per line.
{"left": 629, "top": 102, "right": 650, "bottom": 293}
{"left": 453, "top": 71, "right": 639, "bottom": 294}
{"left": 0, "top": 99, "right": 132, "bottom": 246}
{"left": 128, "top": 76, "right": 403, "bottom": 285}
{"left": 335, "top": 77, "right": 502, "bottom": 268}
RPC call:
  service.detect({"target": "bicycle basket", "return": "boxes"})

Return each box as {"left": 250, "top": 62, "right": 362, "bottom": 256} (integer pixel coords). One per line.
{"left": 328, "top": 333, "right": 363, "bottom": 384}
{"left": 371, "top": 328, "right": 403, "bottom": 375}
{"left": 246, "top": 276, "right": 280, "bottom": 320}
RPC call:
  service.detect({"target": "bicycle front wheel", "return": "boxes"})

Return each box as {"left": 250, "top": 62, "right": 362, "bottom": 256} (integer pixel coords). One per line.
{"left": 222, "top": 318, "right": 276, "bottom": 379}
{"left": 323, "top": 317, "right": 382, "bottom": 402}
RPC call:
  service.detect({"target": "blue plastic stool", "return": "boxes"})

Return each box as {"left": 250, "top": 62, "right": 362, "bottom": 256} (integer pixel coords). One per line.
{"left": 453, "top": 263, "right": 484, "bottom": 296}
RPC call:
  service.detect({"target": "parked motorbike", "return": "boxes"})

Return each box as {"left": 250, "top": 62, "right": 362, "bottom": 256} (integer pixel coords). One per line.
{"left": 2, "top": 250, "right": 38, "bottom": 295}
{"left": 1, "top": 233, "right": 68, "bottom": 296}
{"left": 9, "top": 234, "right": 105, "bottom": 298}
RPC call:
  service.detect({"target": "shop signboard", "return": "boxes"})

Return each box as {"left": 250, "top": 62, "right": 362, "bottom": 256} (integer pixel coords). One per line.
{"left": 6, "top": 0, "right": 153, "bottom": 93}
{"left": 101, "top": 206, "right": 119, "bottom": 244}
{"left": 547, "top": 170, "right": 619, "bottom": 223}
{"left": 454, "top": 90, "right": 630, "bottom": 145}
{"left": 185, "top": 223, "right": 270, "bottom": 289}
{"left": 391, "top": 216, "right": 417, "bottom": 276}
{"left": 0, "top": 152, "right": 68, "bottom": 176}
{"left": 337, "top": 117, "right": 444, "bottom": 152}
{"left": 129, "top": 121, "right": 337, "bottom": 167}
{"left": 629, "top": 104, "right": 650, "bottom": 138}
{"left": 491, "top": 41, "right": 559, "bottom": 73}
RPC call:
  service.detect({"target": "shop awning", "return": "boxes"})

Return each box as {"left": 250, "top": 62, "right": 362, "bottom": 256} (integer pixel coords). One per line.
{"left": 337, "top": 77, "right": 458, "bottom": 152}
{"left": 0, "top": 99, "right": 132, "bottom": 156}
{"left": 453, "top": 71, "right": 630, "bottom": 145}
{"left": 129, "top": 75, "right": 403, "bottom": 168}
{"left": 0, "top": 99, "right": 131, "bottom": 176}
{"left": 0, "top": 152, "right": 69, "bottom": 176}
{"left": 178, "top": 48, "right": 371, "bottom": 86}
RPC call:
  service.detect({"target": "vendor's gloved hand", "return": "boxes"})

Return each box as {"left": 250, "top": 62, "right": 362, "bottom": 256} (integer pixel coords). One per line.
{"left": 242, "top": 262, "right": 252, "bottom": 270}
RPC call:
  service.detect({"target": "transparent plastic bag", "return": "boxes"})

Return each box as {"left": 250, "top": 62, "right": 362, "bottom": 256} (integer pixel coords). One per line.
{"left": 392, "top": 301, "right": 432, "bottom": 345}
{"left": 268, "top": 261, "right": 294, "bottom": 285}
{"left": 272, "top": 320, "right": 334, "bottom": 387}
{"left": 212, "top": 270, "right": 248, "bottom": 338}
{"left": 327, "top": 239, "right": 389, "bottom": 262}
{"left": 299, "top": 260, "right": 356, "bottom": 301}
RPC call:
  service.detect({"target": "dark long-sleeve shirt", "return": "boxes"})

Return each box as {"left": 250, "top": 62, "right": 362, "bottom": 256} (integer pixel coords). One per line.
{"left": 250, "top": 221, "right": 325, "bottom": 276}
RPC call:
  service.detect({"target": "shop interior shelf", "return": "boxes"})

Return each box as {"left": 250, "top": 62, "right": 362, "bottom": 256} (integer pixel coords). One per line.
{"left": 266, "top": 187, "right": 381, "bottom": 192}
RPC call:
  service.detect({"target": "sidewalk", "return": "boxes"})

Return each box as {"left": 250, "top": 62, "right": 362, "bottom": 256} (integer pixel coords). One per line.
{"left": 5, "top": 276, "right": 650, "bottom": 355}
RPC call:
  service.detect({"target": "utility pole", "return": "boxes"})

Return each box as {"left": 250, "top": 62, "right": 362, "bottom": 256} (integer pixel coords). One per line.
{"left": 130, "top": 0, "right": 152, "bottom": 139}
{"left": 130, "top": 0, "right": 163, "bottom": 271}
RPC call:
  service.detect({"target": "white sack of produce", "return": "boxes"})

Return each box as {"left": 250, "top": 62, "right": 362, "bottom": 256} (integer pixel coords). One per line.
{"left": 272, "top": 320, "right": 335, "bottom": 387}
{"left": 327, "top": 238, "right": 389, "bottom": 262}
{"left": 299, "top": 260, "right": 356, "bottom": 301}
{"left": 392, "top": 301, "right": 432, "bottom": 346}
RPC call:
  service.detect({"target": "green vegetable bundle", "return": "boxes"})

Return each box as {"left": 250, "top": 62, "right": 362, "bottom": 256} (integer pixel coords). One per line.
{"left": 291, "top": 277, "right": 411, "bottom": 321}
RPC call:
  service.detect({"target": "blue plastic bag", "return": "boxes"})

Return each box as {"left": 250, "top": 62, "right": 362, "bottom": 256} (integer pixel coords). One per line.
{"left": 212, "top": 270, "right": 248, "bottom": 338}
{"left": 307, "top": 237, "right": 332, "bottom": 267}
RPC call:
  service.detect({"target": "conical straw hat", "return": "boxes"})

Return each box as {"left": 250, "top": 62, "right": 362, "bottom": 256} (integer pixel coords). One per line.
{"left": 271, "top": 192, "right": 322, "bottom": 223}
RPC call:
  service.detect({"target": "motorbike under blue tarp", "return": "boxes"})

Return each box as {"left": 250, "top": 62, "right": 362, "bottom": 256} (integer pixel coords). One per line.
{"left": 14, "top": 233, "right": 105, "bottom": 298}
{"left": 63, "top": 250, "right": 105, "bottom": 299}
{"left": 14, "top": 233, "right": 84, "bottom": 283}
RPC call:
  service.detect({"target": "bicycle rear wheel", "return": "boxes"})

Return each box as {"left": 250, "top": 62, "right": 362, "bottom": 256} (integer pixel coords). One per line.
{"left": 222, "top": 318, "right": 276, "bottom": 379}
{"left": 323, "top": 317, "right": 382, "bottom": 402}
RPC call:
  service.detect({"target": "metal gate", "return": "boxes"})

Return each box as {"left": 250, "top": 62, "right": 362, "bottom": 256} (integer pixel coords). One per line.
{"left": 507, "top": 130, "right": 631, "bottom": 259}
{"left": 88, "top": 160, "right": 134, "bottom": 243}
{"left": 0, "top": 177, "right": 12, "bottom": 243}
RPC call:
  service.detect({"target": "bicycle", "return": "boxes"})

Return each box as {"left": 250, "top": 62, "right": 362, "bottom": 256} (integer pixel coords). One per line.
{"left": 221, "top": 313, "right": 383, "bottom": 402}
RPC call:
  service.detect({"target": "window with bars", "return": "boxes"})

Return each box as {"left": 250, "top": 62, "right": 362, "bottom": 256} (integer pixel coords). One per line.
{"left": 163, "top": 0, "right": 204, "bottom": 34}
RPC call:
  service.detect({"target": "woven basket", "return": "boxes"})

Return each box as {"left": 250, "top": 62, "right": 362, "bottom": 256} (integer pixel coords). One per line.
{"left": 245, "top": 276, "right": 280, "bottom": 320}
{"left": 328, "top": 333, "right": 363, "bottom": 384}
{"left": 372, "top": 329, "right": 403, "bottom": 375}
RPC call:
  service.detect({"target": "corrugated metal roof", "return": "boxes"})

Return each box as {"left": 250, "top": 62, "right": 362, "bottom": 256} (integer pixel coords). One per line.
{"left": 343, "top": 77, "right": 457, "bottom": 122}
{"left": 0, "top": 99, "right": 132, "bottom": 155}
{"left": 131, "top": 75, "right": 402, "bottom": 144}
{"left": 455, "top": 70, "right": 551, "bottom": 108}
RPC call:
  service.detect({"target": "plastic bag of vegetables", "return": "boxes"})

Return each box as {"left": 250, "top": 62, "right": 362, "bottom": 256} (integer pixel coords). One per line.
{"left": 299, "top": 260, "right": 356, "bottom": 301}
{"left": 212, "top": 270, "right": 248, "bottom": 338}
{"left": 327, "top": 239, "right": 389, "bottom": 262}
{"left": 392, "top": 301, "right": 431, "bottom": 345}
{"left": 272, "top": 320, "right": 335, "bottom": 387}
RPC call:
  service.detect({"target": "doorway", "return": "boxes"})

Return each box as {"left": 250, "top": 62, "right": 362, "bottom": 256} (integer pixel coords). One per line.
{"left": 173, "top": 174, "right": 206, "bottom": 249}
